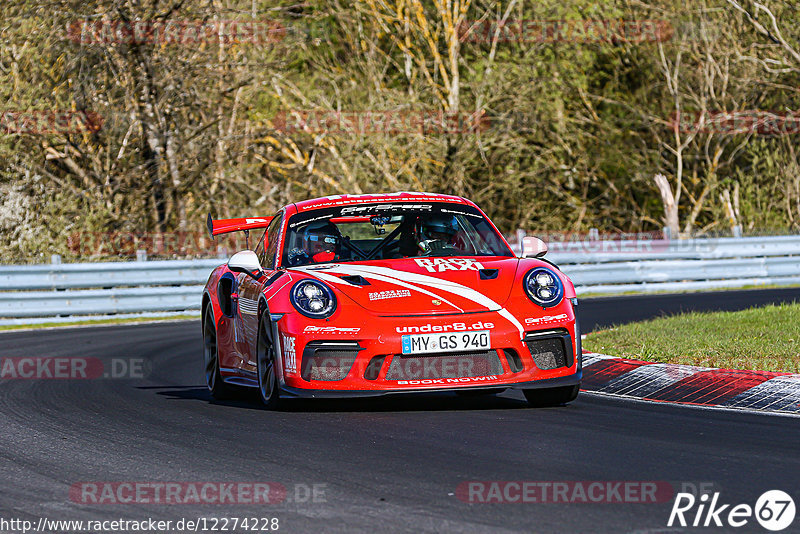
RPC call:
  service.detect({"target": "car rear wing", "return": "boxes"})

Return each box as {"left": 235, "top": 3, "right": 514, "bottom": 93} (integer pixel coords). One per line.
{"left": 206, "top": 214, "right": 273, "bottom": 250}
{"left": 206, "top": 213, "right": 272, "bottom": 248}
{"left": 206, "top": 214, "right": 273, "bottom": 238}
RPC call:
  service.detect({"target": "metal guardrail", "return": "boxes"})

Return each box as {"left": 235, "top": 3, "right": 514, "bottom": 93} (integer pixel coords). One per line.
{"left": 0, "top": 235, "right": 798, "bottom": 320}
{"left": 562, "top": 256, "right": 800, "bottom": 285}
{"left": 0, "top": 286, "right": 205, "bottom": 318}
{"left": 542, "top": 234, "right": 800, "bottom": 294}
{"left": 546, "top": 235, "right": 800, "bottom": 263}
{"left": 0, "top": 259, "right": 221, "bottom": 290}
{"left": 509, "top": 235, "right": 800, "bottom": 261}
{"left": 0, "top": 259, "right": 219, "bottom": 320}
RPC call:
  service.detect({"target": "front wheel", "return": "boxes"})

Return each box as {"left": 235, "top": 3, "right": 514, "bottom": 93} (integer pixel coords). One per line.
{"left": 257, "top": 310, "right": 281, "bottom": 410}
{"left": 523, "top": 385, "right": 580, "bottom": 407}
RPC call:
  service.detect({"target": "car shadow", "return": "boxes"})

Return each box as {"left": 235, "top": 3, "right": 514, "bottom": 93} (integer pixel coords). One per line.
{"left": 144, "top": 385, "right": 571, "bottom": 412}
{"left": 143, "top": 386, "right": 266, "bottom": 411}
{"left": 278, "top": 392, "right": 532, "bottom": 413}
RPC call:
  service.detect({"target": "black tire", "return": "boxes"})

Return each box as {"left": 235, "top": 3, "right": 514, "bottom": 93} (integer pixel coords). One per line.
{"left": 256, "top": 310, "right": 281, "bottom": 410}
{"left": 203, "top": 305, "right": 236, "bottom": 399}
{"left": 523, "top": 385, "right": 580, "bottom": 407}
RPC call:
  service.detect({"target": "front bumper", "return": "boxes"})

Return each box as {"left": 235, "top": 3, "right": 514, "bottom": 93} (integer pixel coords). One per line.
{"left": 273, "top": 305, "right": 580, "bottom": 394}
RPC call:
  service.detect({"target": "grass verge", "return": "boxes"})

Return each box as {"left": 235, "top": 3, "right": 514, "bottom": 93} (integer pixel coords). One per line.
{"left": 577, "top": 282, "right": 800, "bottom": 299}
{"left": 0, "top": 314, "right": 199, "bottom": 332}
{"left": 583, "top": 302, "right": 800, "bottom": 373}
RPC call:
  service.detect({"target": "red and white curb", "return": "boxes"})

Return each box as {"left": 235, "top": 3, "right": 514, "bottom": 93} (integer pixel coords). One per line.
{"left": 581, "top": 352, "right": 800, "bottom": 415}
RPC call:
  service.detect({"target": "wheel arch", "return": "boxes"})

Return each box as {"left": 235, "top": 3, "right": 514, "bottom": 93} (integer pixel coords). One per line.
{"left": 257, "top": 295, "right": 285, "bottom": 387}
{"left": 258, "top": 296, "right": 270, "bottom": 319}
{"left": 201, "top": 291, "right": 212, "bottom": 330}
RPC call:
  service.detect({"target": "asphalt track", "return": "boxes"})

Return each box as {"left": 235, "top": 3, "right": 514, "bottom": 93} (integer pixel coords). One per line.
{"left": 1, "top": 288, "right": 799, "bottom": 533}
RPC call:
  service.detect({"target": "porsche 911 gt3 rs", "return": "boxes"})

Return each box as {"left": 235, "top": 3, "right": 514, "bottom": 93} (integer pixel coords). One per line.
{"left": 202, "top": 192, "right": 581, "bottom": 408}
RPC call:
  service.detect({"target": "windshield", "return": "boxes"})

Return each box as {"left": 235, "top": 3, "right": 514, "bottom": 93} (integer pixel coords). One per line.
{"left": 282, "top": 202, "right": 513, "bottom": 267}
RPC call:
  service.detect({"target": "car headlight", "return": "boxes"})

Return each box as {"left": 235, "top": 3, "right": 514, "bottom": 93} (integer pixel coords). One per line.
{"left": 523, "top": 267, "right": 564, "bottom": 308}
{"left": 291, "top": 280, "right": 337, "bottom": 318}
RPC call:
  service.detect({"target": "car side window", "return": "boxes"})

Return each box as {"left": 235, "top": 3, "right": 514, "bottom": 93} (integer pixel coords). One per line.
{"left": 254, "top": 228, "right": 268, "bottom": 260}
{"left": 261, "top": 213, "right": 283, "bottom": 269}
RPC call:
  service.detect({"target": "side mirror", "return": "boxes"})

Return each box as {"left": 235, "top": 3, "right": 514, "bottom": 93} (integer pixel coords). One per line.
{"left": 521, "top": 237, "right": 548, "bottom": 258}
{"left": 228, "top": 250, "right": 263, "bottom": 280}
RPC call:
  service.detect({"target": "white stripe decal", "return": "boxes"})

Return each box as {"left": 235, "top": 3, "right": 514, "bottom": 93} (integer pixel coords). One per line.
{"left": 321, "top": 264, "right": 525, "bottom": 336}
{"left": 497, "top": 309, "right": 525, "bottom": 337}
{"left": 267, "top": 272, "right": 294, "bottom": 301}
{"left": 298, "top": 268, "right": 465, "bottom": 313}
{"left": 344, "top": 265, "right": 495, "bottom": 307}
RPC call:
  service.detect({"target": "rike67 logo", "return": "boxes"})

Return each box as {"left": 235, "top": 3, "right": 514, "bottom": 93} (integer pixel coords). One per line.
{"left": 668, "top": 490, "right": 795, "bottom": 531}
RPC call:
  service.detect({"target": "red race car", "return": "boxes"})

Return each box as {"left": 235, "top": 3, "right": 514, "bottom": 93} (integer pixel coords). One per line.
{"left": 202, "top": 192, "right": 581, "bottom": 408}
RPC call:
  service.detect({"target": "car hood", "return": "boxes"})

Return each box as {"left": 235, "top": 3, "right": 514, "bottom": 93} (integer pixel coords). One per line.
{"left": 289, "top": 257, "right": 519, "bottom": 315}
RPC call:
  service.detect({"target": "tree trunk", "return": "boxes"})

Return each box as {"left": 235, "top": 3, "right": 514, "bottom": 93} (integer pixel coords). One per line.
{"left": 654, "top": 173, "right": 679, "bottom": 237}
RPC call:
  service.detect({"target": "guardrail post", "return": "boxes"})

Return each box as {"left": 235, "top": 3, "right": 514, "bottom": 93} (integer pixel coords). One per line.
{"left": 136, "top": 249, "right": 147, "bottom": 262}
{"left": 50, "top": 254, "right": 61, "bottom": 264}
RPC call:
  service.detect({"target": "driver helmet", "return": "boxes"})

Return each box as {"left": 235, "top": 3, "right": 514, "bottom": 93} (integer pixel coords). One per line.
{"left": 420, "top": 214, "right": 459, "bottom": 243}
{"left": 302, "top": 221, "right": 341, "bottom": 263}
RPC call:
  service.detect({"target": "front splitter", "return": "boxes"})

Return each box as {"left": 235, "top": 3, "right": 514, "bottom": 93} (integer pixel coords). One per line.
{"left": 279, "top": 370, "right": 581, "bottom": 399}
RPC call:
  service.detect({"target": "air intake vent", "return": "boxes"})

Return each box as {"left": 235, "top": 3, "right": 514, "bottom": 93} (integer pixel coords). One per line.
{"left": 385, "top": 350, "right": 503, "bottom": 380}
{"left": 265, "top": 271, "right": 285, "bottom": 286}
{"left": 524, "top": 336, "right": 569, "bottom": 370}
{"left": 340, "top": 275, "right": 370, "bottom": 286}
{"left": 503, "top": 349, "right": 524, "bottom": 373}
{"left": 364, "top": 355, "right": 386, "bottom": 380}
{"left": 301, "top": 342, "right": 362, "bottom": 381}
{"left": 479, "top": 269, "right": 499, "bottom": 280}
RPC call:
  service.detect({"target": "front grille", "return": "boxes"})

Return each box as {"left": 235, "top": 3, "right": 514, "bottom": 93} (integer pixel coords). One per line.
{"left": 525, "top": 336, "right": 571, "bottom": 370}
{"left": 300, "top": 342, "right": 361, "bottom": 381}
{"left": 385, "top": 350, "right": 504, "bottom": 381}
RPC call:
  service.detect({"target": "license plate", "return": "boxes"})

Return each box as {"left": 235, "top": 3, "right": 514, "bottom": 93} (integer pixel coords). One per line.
{"left": 401, "top": 330, "right": 491, "bottom": 355}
